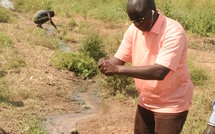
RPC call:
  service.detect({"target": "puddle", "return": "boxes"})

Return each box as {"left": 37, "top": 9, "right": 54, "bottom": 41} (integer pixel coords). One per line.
{"left": 0, "top": 0, "right": 15, "bottom": 10}
{"left": 45, "top": 91, "right": 102, "bottom": 134}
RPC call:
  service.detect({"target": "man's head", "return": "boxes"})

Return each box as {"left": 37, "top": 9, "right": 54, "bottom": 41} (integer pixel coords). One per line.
{"left": 127, "top": 0, "right": 156, "bottom": 31}
{"left": 49, "top": 10, "right": 55, "bottom": 17}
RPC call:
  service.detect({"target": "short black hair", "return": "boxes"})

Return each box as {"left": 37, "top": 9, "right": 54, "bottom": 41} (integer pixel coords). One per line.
{"left": 49, "top": 10, "right": 55, "bottom": 17}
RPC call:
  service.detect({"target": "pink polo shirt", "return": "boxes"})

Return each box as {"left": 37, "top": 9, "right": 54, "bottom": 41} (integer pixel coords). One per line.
{"left": 114, "top": 11, "right": 194, "bottom": 113}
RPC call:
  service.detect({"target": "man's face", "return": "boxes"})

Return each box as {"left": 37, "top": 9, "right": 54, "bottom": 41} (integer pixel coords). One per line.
{"left": 127, "top": 8, "right": 153, "bottom": 32}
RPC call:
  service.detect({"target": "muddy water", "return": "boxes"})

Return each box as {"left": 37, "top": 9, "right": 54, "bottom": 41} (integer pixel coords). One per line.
{"left": 45, "top": 27, "right": 102, "bottom": 133}
{"left": 0, "top": 0, "right": 15, "bottom": 10}
{"left": 45, "top": 91, "right": 102, "bottom": 134}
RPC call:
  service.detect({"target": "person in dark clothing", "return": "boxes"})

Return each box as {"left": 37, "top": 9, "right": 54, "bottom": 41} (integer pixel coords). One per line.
{"left": 33, "top": 10, "right": 57, "bottom": 29}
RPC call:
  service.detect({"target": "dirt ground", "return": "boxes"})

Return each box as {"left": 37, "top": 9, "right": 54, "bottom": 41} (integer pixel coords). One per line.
{"left": 0, "top": 7, "right": 215, "bottom": 134}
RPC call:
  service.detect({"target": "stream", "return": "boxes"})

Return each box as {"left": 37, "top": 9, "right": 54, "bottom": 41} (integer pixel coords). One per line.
{"left": 45, "top": 91, "right": 102, "bottom": 134}
{"left": 43, "top": 25, "right": 102, "bottom": 134}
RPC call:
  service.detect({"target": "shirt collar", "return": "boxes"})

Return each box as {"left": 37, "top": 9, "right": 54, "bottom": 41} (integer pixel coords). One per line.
{"left": 150, "top": 10, "right": 164, "bottom": 34}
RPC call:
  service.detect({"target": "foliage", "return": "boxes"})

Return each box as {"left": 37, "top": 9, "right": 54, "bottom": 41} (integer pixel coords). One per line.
{"left": 100, "top": 75, "right": 133, "bottom": 95}
{"left": 79, "top": 34, "right": 106, "bottom": 62}
{"left": 52, "top": 52, "right": 98, "bottom": 78}
{"left": 187, "top": 59, "right": 209, "bottom": 86}
{"left": 156, "top": 0, "right": 215, "bottom": 36}
{"left": 14, "top": 0, "right": 52, "bottom": 12}
{"left": 67, "top": 19, "right": 78, "bottom": 29}
{"left": 0, "top": 32, "right": 12, "bottom": 49}
{"left": 0, "top": 7, "right": 11, "bottom": 23}
{"left": 21, "top": 116, "right": 48, "bottom": 134}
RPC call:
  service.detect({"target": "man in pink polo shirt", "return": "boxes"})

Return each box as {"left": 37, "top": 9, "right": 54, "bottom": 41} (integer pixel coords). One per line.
{"left": 98, "top": 0, "right": 194, "bottom": 133}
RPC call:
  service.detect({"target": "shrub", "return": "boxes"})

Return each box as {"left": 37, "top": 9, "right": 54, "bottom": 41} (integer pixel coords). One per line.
{"left": 79, "top": 34, "right": 106, "bottom": 62}
{"left": 0, "top": 7, "right": 11, "bottom": 23}
{"left": 100, "top": 75, "right": 133, "bottom": 95}
{"left": 188, "top": 60, "right": 209, "bottom": 86}
{"left": 52, "top": 52, "right": 97, "bottom": 78}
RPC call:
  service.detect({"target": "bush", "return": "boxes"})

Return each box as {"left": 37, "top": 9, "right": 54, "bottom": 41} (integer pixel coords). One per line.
{"left": 52, "top": 52, "right": 97, "bottom": 78}
{"left": 188, "top": 60, "right": 209, "bottom": 86}
{"left": 0, "top": 7, "right": 11, "bottom": 23}
{"left": 79, "top": 34, "right": 106, "bottom": 62}
{"left": 100, "top": 75, "right": 133, "bottom": 95}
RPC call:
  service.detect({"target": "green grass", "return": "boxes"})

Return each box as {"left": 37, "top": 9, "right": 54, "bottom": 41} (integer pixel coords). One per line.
{"left": 0, "top": 7, "right": 12, "bottom": 23}
{"left": 0, "top": 31, "right": 12, "bottom": 49}
{"left": 27, "top": 28, "right": 59, "bottom": 49}
{"left": 20, "top": 115, "right": 48, "bottom": 134}
{"left": 0, "top": 78, "right": 11, "bottom": 103}
{"left": 188, "top": 59, "right": 209, "bottom": 86}
{"left": 156, "top": 0, "right": 215, "bottom": 36}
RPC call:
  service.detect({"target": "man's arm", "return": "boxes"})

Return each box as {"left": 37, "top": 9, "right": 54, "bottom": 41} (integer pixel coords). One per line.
{"left": 47, "top": 11, "right": 57, "bottom": 29}
{"left": 98, "top": 57, "right": 170, "bottom": 80}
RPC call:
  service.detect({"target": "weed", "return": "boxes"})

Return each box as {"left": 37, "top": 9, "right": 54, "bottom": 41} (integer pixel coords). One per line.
{"left": 0, "top": 78, "right": 11, "bottom": 103}
{"left": 79, "top": 33, "right": 106, "bottom": 62}
{"left": 67, "top": 19, "right": 78, "bottom": 30}
{"left": 0, "top": 32, "right": 12, "bottom": 49}
{"left": 0, "top": 7, "right": 11, "bottom": 23}
{"left": 188, "top": 59, "right": 209, "bottom": 86}
{"left": 21, "top": 115, "right": 47, "bottom": 134}
{"left": 51, "top": 52, "right": 97, "bottom": 78}
{"left": 100, "top": 74, "right": 133, "bottom": 95}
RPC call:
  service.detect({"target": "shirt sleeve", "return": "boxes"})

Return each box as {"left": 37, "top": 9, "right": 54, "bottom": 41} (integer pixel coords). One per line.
{"left": 155, "top": 27, "right": 187, "bottom": 71}
{"left": 114, "top": 25, "right": 134, "bottom": 63}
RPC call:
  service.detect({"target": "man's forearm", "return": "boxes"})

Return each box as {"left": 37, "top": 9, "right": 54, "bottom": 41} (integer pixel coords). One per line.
{"left": 117, "top": 65, "right": 170, "bottom": 80}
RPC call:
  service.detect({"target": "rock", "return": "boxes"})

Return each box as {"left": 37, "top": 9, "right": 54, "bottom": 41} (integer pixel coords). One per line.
{"left": 70, "top": 128, "right": 79, "bottom": 134}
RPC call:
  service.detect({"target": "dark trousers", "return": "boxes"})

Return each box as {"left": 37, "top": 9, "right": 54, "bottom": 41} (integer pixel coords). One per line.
{"left": 134, "top": 105, "right": 188, "bottom": 134}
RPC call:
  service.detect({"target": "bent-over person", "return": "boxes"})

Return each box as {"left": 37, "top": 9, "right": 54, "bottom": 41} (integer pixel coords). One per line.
{"left": 33, "top": 10, "right": 57, "bottom": 29}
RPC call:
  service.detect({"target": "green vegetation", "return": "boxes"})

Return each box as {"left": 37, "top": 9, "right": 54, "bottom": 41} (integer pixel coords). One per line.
{"left": 52, "top": 52, "right": 97, "bottom": 78}
{"left": 188, "top": 59, "right": 209, "bottom": 86}
{"left": 79, "top": 34, "right": 106, "bottom": 62}
{"left": 156, "top": 0, "right": 215, "bottom": 36}
{"left": 14, "top": 0, "right": 52, "bottom": 12}
{"left": 0, "top": 79, "right": 11, "bottom": 103}
{"left": 0, "top": 32, "right": 12, "bottom": 49}
{"left": 27, "top": 28, "right": 59, "bottom": 49}
{"left": 20, "top": 115, "right": 47, "bottom": 134}
{"left": 100, "top": 75, "right": 134, "bottom": 95}
{"left": 0, "top": 7, "right": 12, "bottom": 23}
